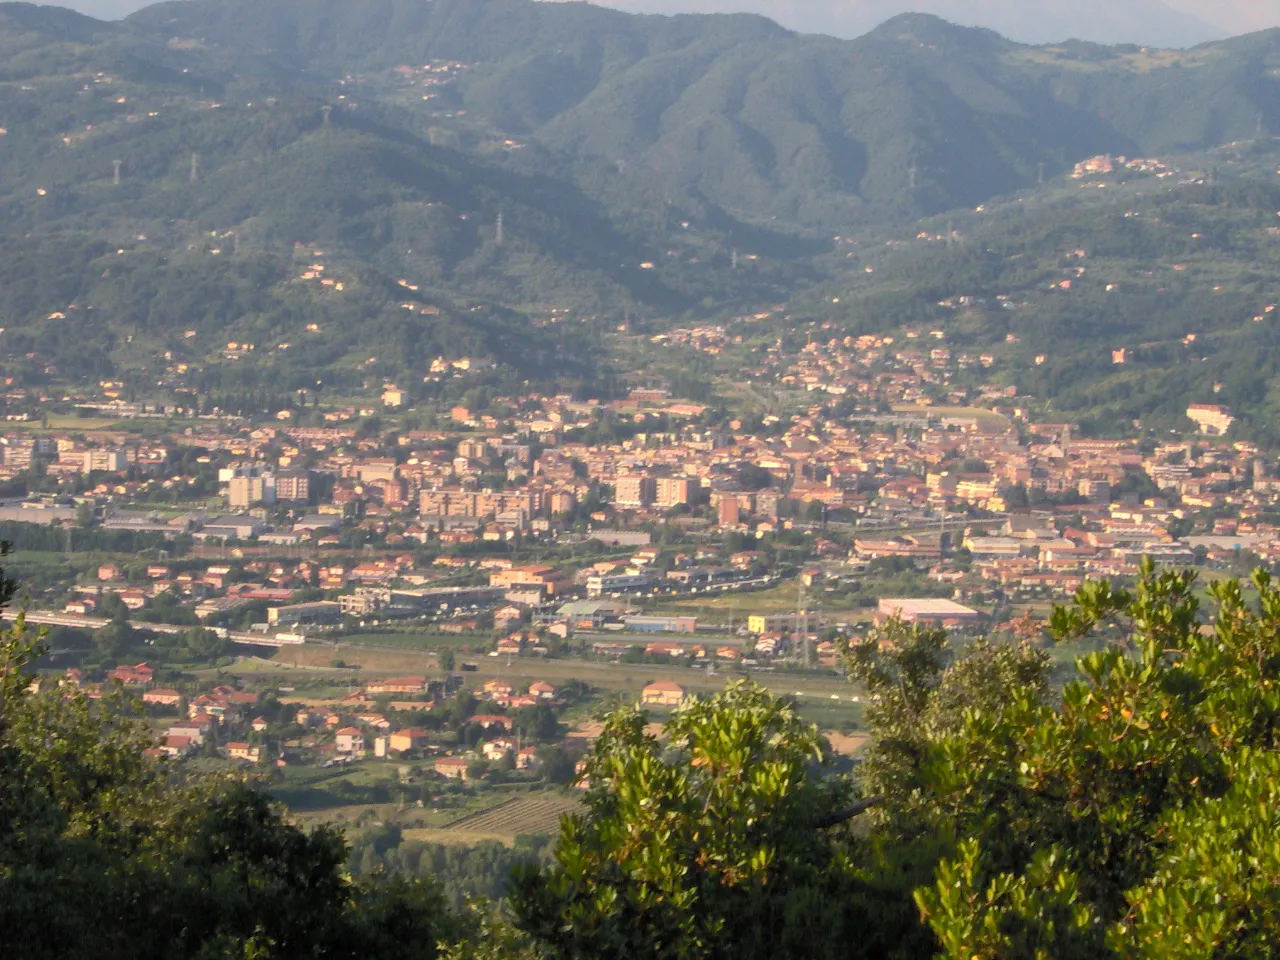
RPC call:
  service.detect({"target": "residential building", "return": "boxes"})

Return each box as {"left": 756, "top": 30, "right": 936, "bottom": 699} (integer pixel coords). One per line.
{"left": 641, "top": 681, "right": 687, "bottom": 707}
{"left": 335, "top": 727, "right": 365, "bottom": 754}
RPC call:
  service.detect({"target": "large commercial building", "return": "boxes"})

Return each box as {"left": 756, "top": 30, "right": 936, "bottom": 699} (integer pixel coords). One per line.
{"left": 624, "top": 615, "right": 697, "bottom": 634}
{"left": 586, "top": 571, "right": 659, "bottom": 598}
{"left": 267, "top": 601, "right": 342, "bottom": 627}
{"left": 876, "top": 598, "right": 980, "bottom": 625}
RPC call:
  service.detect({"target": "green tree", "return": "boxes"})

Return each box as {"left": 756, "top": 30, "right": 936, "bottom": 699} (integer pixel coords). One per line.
{"left": 893, "top": 560, "right": 1280, "bottom": 957}
{"left": 509, "top": 682, "right": 885, "bottom": 960}
{"left": 0, "top": 550, "right": 468, "bottom": 959}
{"left": 513, "top": 561, "right": 1280, "bottom": 959}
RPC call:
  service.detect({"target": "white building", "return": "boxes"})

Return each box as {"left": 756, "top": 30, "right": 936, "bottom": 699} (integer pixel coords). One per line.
{"left": 1186, "top": 404, "right": 1235, "bottom": 435}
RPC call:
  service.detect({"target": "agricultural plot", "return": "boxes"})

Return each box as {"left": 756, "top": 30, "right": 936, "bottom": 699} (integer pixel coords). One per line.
{"left": 441, "top": 793, "right": 583, "bottom": 839}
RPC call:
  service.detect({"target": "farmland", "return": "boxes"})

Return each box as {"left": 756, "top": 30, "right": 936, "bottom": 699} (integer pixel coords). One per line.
{"left": 403, "top": 792, "right": 584, "bottom": 845}
{"left": 638, "top": 581, "right": 877, "bottom": 626}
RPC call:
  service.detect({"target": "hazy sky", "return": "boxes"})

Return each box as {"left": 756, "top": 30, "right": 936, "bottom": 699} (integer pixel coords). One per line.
{"left": 49, "top": 0, "right": 1280, "bottom": 41}
{"left": 1164, "top": 0, "right": 1280, "bottom": 34}
{"left": 569, "top": 0, "right": 1280, "bottom": 43}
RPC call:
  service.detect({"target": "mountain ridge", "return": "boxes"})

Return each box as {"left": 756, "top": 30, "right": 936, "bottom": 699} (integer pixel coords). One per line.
{"left": 563, "top": 0, "right": 1226, "bottom": 48}
{"left": 0, "top": 0, "right": 1279, "bottom": 422}
{"left": 103, "top": 0, "right": 1280, "bottom": 227}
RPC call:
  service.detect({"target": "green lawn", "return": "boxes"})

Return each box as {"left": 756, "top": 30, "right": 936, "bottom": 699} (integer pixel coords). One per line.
{"left": 338, "top": 632, "right": 477, "bottom": 651}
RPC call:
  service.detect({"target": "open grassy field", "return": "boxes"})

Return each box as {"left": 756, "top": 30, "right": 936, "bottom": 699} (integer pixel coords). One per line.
{"left": 640, "top": 581, "right": 874, "bottom": 625}
{"left": 258, "top": 642, "right": 863, "bottom": 726}
{"left": 338, "top": 632, "right": 476, "bottom": 651}
{"left": 15, "top": 415, "right": 127, "bottom": 432}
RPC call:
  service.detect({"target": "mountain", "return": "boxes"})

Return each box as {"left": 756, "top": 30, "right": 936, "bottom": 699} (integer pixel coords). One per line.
{"left": 566, "top": 0, "right": 1226, "bottom": 48}
{"left": 2, "top": 0, "right": 1280, "bottom": 415}
{"left": 62, "top": 0, "right": 1240, "bottom": 46}
{"left": 116, "top": 0, "right": 1280, "bottom": 226}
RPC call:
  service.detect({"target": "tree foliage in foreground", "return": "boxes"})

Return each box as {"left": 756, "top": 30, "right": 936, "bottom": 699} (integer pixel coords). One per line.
{"left": 512, "top": 559, "right": 1280, "bottom": 958}
{"left": 6, "top": 555, "right": 1280, "bottom": 957}
{"left": 0, "top": 570, "right": 467, "bottom": 958}
{"left": 508, "top": 682, "right": 926, "bottom": 959}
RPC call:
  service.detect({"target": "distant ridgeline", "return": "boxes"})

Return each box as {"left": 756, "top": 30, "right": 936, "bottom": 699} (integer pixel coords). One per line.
{"left": 0, "top": 0, "right": 1277, "bottom": 414}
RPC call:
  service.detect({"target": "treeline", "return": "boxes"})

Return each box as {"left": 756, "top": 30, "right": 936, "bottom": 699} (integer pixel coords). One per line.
{"left": 348, "top": 831, "right": 553, "bottom": 910}
{"left": 0, "top": 519, "right": 178, "bottom": 555}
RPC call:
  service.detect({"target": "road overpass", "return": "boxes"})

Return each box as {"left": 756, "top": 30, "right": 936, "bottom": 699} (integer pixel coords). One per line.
{"left": 1, "top": 610, "right": 302, "bottom": 648}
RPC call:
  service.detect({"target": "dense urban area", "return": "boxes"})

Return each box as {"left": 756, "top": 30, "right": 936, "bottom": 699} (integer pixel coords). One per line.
{"left": 6, "top": 300, "right": 1270, "bottom": 845}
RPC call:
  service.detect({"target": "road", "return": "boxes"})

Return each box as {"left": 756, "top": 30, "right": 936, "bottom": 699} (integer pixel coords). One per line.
{"left": 1, "top": 610, "right": 297, "bottom": 648}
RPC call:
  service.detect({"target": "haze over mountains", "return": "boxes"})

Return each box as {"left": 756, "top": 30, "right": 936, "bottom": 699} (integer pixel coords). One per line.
{"left": 556, "top": 0, "right": 1229, "bottom": 48}
{"left": 58, "top": 0, "right": 1280, "bottom": 47}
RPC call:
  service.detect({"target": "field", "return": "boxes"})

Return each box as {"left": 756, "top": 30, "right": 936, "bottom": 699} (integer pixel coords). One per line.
{"left": 13, "top": 415, "right": 127, "bottom": 432}
{"left": 640, "top": 581, "right": 874, "bottom": 625}
{"left": 414, "top": 792, "right": 585, "bottom": 844}
{"left": 262, "top": 642, "right": 862, "bottom": 719}
{"left": 338, "top": 632, "right": 477, "bottom": 651}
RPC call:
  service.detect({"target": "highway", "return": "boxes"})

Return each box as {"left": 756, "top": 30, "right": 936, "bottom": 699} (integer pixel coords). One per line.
{"left": 0, "top": 610, "right": 299, "bottom": 648}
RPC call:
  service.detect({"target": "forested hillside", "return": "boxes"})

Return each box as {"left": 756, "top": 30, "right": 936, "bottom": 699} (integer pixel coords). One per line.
{"left": 781, "top": 142, "right": 1280, "bottom": 440}
{"left": 1, "top": 0, "right": 1280, "bottom": 416}
{"left": 123, "top": 0, "right": 1280, "bottom": 222}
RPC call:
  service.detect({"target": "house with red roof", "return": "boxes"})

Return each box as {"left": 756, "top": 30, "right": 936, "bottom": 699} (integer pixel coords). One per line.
{"left": 108, "top": 662, "right": 154, "bottom": 686}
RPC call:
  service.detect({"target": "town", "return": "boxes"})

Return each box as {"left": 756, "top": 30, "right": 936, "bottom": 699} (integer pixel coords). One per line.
{"left": 2, "top": 325, "right": 1266, "bottom": 837}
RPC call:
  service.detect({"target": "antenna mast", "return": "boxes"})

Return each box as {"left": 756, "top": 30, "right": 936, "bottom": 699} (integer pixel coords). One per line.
{"left": 798, "top": 578, "right": 809, "bottom": 666}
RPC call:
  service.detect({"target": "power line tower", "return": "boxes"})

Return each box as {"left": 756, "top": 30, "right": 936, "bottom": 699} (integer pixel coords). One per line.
{"left": 908, "top": 165, "right": 917, "bottom": 191}
{"left": 112, "top": 160, "right": 122, "bottom": 186}
{"left": 1037, "top": 161, "right": 1045, "bottom": 185}
{"left": 322, "top": 104, "right": 332, "bottom": 128}
{"left": 496, "top": 210, "right": 504, "bottom": 246}
{"left": 189, "top": 152, "right": 199, "bottom": 183}
{"left": 731, "top": 248, "right": 739, "bottom": 271}
{"left": 797, "top": 578, "right": 810, "bottom": 667}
